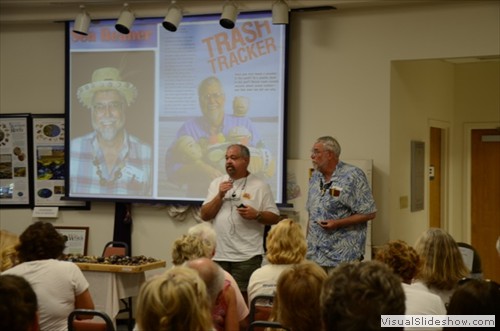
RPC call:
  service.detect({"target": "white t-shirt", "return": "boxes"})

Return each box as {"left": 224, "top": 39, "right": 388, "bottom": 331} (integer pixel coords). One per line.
{"left": 410, "top": 280, "right": 454, "bottom": 306}
{"left": 204, "top": 174, "right": 279, "bottom": 261}
{"left": 3, "top": 259, "right": 89, "bottom": 331}
{"left": 247, "top": 264, "right": 292, "bottom": 305}
{"left": 403, "top": 283, "right": 447, "bottom": 331}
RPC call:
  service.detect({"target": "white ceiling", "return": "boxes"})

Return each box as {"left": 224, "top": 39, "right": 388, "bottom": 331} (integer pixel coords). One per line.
{"left": 0, "top": 0, "right": 445, "bottom": 24}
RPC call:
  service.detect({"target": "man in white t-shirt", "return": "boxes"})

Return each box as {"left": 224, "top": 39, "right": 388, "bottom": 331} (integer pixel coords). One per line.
{"left": 200, "top": 144, "right": 280, "bottom": 297}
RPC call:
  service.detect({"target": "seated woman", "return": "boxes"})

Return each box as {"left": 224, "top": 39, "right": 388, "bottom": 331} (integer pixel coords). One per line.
{"left": 186, "top": 257, "right": 239, "bottom": 331}
{"left": 270, "top": 261, "right": 327, "bottom": 331}
{"left": 135, "top": 266, "right": 214, "bottom": 331}
{"left": 412, "top": 228, "right": 469, "bottom": 306}
{"left": 247, "top": 219, "right": 307, "bottom": 305}
{"left": 2, "top": 221, "right": 94, "bottom": 331}
{"left": 374, "top": 240, "right": 446, "bottom": 330}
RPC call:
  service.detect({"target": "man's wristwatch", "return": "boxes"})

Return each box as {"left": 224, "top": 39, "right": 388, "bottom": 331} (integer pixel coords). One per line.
{"left": 255, "top": 212, "right": 263, "bottom": 221}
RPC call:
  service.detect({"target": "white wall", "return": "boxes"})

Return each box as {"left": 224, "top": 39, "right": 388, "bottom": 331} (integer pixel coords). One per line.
{"left": 1, "top": 2, "right": 499, "bottom": 263}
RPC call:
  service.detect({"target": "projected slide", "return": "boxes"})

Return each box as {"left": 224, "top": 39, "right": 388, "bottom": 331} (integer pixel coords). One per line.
{"left": 67, "top": 12, "right": 286, "bottom": 203}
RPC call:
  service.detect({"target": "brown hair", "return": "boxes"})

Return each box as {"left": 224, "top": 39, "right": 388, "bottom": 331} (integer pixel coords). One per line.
{"left": 374, "top": 240, "right": 421, "bottom": 284}
{"left": 16, "top": 222, "right": 66, "bottom": 262}
{"left": 414, "top": 228, "right": 469, "bottom": 290}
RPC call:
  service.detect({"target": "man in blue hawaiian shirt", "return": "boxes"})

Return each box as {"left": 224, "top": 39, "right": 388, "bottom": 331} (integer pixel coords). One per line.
{"left": 306, "top": 136, "right": 376, "bottom": 271}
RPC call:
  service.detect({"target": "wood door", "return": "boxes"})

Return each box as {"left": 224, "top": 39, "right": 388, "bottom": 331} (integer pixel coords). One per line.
{"left": 429, "top": 127, "right": 442, "bottom": 228}
{"left": 471, "top": 129, "right": 500, "bottom": 282}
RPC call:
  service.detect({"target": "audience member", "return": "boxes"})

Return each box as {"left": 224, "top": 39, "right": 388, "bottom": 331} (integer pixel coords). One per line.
{"left": 374, "top": 240, "right": 446, "bottom": 330}
{"left": 247, "top": 219, "right": 307, "bottom": 304}
{"left": 2, "top": 221, "right": 94, "bottom": 331}
{"left": 0, "top": 229, "right": 19, "bottom": 271}
{"left": 447, "top": 278, "right": 500, "bottom": 318}
{"left": 200, "top": 144, "right": 280, "bottom": 294}
{"left": 135, "top": 266, "right": 214, "bottom": 331}
{"left": 412, "top": 228, "right": 469, "bottom": 306}
{"left": 271, "top": 261, "right": 327, "bottom": 331}
{"left": 186, "top": 257, "right": 239, "bottom": 331}
{"left": 171, "top": 231, "right": 249, "bottom": 328}
{"left": 321, "top": 261, "right": 405, "bottom": 331}
{"left": 0, "top": 274, "right": 39, "bottom": 331}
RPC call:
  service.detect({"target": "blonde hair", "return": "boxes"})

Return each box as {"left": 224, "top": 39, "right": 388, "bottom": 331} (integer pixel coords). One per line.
{"left": 135, "top": 266, "right": 213, "bottom": 331}
{"left": 171, "top": 234, "right": 209, "bottom": 266}
{"left": 271, "top": 261, "right": 327, "bottom": 331}
{"left": 414, "top": 228, "right": 469, "bottom": 290}
{"left": 0, "top": 230, "right": 19, "bottom": 271}
{"left": 266, "top": 219, "right": 307, "bottom": 264}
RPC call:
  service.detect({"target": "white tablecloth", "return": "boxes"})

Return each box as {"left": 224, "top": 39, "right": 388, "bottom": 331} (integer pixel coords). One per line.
{"left": 83, "top": 270, "right": 145, "bottom": 321}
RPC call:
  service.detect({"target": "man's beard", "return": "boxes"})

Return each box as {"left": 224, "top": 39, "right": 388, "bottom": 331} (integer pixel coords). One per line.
{"left": 93, "top": 118, "right": 124, "bottom": 141}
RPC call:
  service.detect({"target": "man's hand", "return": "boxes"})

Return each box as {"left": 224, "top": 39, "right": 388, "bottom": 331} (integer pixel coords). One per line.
{"left": 318, "top": 220, "right": 336, "bottom": 230}
{"left": 236, "top": 205, "right": 258, "bottom": 220}
{"left": 218, "top": 180, "right": 233, "bottom": 199}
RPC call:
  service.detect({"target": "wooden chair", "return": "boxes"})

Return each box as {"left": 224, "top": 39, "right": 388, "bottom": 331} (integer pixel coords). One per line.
{"left": 248, "top": 294, "right": 275, "bottom": 331}
{"left": 68, "top": 309, "right": 115, "bottom": 331}
{"left": 101, "top": 241, "right": 133, "bottom": 331}
{"left": 102, "top": 241, "right": 129, "bottom": 257}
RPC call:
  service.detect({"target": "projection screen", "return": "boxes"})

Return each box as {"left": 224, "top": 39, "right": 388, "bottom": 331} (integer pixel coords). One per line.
{"left": 67, "top": 11, "right": 287, "bottom": 203}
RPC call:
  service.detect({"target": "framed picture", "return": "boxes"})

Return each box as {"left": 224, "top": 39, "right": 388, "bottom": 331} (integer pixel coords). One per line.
{"left": 0, "top": 113, "right": 33, "bottom": 208}
{"left": 55, "top": 226, "right": 89, "bottom": 255}
{"left": 31, "top": 114, "right": 90, "bottom": 209}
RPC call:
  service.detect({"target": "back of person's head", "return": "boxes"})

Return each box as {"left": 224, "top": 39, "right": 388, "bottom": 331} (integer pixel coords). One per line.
{"left": 187, "top": 222, "right": 217, "bottom": 258}
{"left": 447, "top": 278, "right": 500, "bottom": 318}
{"left": 414, "top": 228, "right": 469, "bottom": 290}
{"left": 0, "top": 274, "right": 39, "bottom": 331}
{"left": 266, "top": 219, "right": 307, "bottom": 265}
{"left": 135, "top": 266, "right": 213, "bottom": 331}
{"left": 171, "top": 234, "right": 208, "bottom": 266}
{"left": 321, "top": 261, "right": 405, "bottom": 331}
{"left": 374, "top": 240, "right": 421, "bottom": 284}
{"left": 185, "top": 257, "right": 225, "bottom": 305}
{"left": 272, "top": 261, "right": 327, "bottom": 331}
{"left": 17, "top": 221, "right": 66, "bottom": 262}
{"left": 0, "top": 229, "right": 20, "bottom": 271}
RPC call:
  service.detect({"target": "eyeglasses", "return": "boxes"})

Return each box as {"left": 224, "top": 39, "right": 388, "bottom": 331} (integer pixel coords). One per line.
{"left": 202, "top": 92, "right": 224, "bottom": 102}
{"left": 92, "top": 101, "right": 124, "bottom": 114}
{"left": 311, "top": 149, "right": 324, "bottom": 156}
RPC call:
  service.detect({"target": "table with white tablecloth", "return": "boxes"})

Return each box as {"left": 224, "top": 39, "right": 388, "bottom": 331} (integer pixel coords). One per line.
{"left": 76, "top": 261, "right": 166, "bottom": 322}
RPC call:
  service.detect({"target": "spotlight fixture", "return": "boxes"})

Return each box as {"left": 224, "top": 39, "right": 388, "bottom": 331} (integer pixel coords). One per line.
{"left": 272, "top": 0, "right": 289, "bottom": 25}
{"left": 73, "top": 5, "right": 91, "bottom": 35}
{"left": 220, "top": 1, "right": 238, "bottom": 29}
{"left": 163, "top": 0, "right": 183, "bottom": 32}
{"left": 115, "top": 3, "right": 135, "bottom": 34}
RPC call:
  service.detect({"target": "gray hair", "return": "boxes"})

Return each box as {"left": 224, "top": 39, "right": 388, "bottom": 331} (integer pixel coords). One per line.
{"left": 187, "top": 222, "right": 217, "bottom": 257}
{"left": 316, "top": 136, "right": 341, "bottom": 157}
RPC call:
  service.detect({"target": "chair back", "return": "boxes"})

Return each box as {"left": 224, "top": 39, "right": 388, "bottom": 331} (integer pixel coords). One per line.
{"left": 102, "top": 241, "right": 129, "bottom": 257}
{"left": 249, "top": 294, "right": 274, "bottom": 324}
{"left": 68, "top": 309, "right": 115, "bottom": 331}
{"left": 457, "top": 242, "right": 483, "bottom": 279}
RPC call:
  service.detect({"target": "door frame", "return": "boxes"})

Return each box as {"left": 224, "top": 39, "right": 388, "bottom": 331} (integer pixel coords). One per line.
{"left": 428, "top": 119, "right": 450, "bottom": 231}
{"left": 463, "top": 121, "right": 500, "bottom": 242}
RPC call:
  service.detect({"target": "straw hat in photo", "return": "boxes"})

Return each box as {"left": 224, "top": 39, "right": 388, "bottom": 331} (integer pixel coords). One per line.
{"left": 77, "top": 67, "right": 138, "bottom": 109}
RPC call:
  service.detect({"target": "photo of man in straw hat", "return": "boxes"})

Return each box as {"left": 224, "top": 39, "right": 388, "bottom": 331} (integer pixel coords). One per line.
{"left": 70, "top": 67, "right": 152, "bottom": 196}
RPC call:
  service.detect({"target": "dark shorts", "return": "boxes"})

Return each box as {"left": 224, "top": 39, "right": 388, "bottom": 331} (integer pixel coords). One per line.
{"left": 215, "top": 255, "right": 263, "bottom": 292}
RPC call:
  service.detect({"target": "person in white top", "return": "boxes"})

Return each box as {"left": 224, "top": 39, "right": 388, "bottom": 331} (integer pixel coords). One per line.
{"left": 247, "top": 219, "right": 307, "bottom": 305}
{"left": 2, "top": 221, "right": 94, "bottom": 331}
{"left": 374, "top": 240, "right": 446, "bottom": 331}
{"left": 200, "top": 144, "right": 280, "bottom": 295}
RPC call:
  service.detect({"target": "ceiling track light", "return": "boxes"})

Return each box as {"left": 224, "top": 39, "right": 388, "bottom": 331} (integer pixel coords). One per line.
{"left": 272, "top": 0, "right": 289, "bottom": 25}
{"left": 163, "top": 0, "right": 183, "bottom": 32}
{"left": 73, "top": 5, "right": 91, "bottom": 35}
{"left": 220, "top": 1, "right": 238, "bottom": 29}
{"left": 115, "top": 3, "right": 135, "bottom": 35}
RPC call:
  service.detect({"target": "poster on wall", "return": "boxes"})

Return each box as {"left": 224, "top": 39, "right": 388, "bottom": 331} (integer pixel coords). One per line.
{"left": 0, "top": 114, "right": 32, "bottom": 207}
{"left": 32, "top": 114, "right": 90, "bottom": 209}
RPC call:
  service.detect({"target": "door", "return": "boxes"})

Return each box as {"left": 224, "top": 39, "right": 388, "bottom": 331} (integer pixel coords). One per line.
{"left": 471, "top": 129, "right": 500, "bottom": 282}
